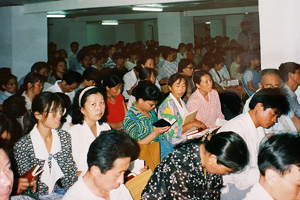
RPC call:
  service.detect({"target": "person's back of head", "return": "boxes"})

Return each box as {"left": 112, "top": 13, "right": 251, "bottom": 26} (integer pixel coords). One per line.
{"left": 87, "top": 130, "right": 139, "bottom": 172}
{"left": 31, "top": 62, "right": 50, "bottom": 73}
{"left": 162, "top": 47, "right": 172, "bottom": 60}
{"left": 249, "top": 88, "right": 290, "bottom": 116}
{"left": 279, "top": 62, "right": 300, "bottom": 83}
{"left": 63, "top": 70, "right": 82, "bottom": 85}
{"left": 82, "top": 67, "right": 99, "bottom": 82}
{"left": 132, "top": 81, "right": 162, "bottom": 103}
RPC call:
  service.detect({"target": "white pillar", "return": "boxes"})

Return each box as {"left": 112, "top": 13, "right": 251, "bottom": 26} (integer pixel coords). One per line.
{"left": 259, "top": 0, "right": 300, "bottom": 69}
{"left": 157, "top": 12, "right": 194, "bottom": 48}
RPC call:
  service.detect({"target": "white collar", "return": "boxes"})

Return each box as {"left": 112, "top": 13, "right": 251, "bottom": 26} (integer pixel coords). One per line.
{"left": 169, "top": 93, "right": 188, "bottom": 117}
{"left": 30, "top": 124, "right": 64, "bottom": 194}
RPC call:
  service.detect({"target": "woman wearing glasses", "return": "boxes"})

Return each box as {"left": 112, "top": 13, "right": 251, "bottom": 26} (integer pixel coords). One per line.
{"left": 178, "top": 59, "right": 196, "bottom": 101}
{"left": 123, "top": 81, "right": 171, "bottom": 159}
{"left": 13, "top": 92, "right": 77, "bottom": 197}
{"left": 68, "top": 86, "right": 110, "bottom": 175}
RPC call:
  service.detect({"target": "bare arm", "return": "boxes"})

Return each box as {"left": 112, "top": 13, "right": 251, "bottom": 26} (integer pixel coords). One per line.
{"left": 247, "top": 80, "right": 258, "bottom": 92}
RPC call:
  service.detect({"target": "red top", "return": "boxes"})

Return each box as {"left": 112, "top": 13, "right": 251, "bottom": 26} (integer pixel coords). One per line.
{"left": 106, "top": 94, "right": 126, "bottom": 123}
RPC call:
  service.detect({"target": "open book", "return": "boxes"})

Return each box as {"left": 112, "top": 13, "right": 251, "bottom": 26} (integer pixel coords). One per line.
{"left": 21, "top": 164, "right": 43, "bottom": 180}
{"left": 226, "top": 79, "right": 239, "bottom": 87}
{"left": 182, "top": 110, "right": 198, "bottom": 134}
{"left": 153, "top": 118, "right": 176, "bottom": 127}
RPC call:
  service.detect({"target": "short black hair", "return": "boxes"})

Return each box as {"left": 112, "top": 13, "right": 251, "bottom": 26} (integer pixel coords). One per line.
{"left": 62, "top": 70, "right": 82, "bottom": 85}
{"left": 102, "top": 74, "right": 122, "bottom": 90}
{"left": 82, "top": 67, "right": 99, "bottom": 82}
{"left": 249, "top": 88, "right": 289, "bottom": 116}
{"left": 132, "top": 81, "right": 162, "bottom": 102}
{"left": 178, "top": 59, "right": 194, "bottom": 73}
{"left": 168, "top": 73, "right": 188, "bottom": 87}
{"left": 112, "top": 52, "right": 125, "bottom": 62}
{"left": 279, "top": 62, "right": 300, "bottom": 82}
{"left": 87, "top": 130, "right": 139, "bottom": 173}
{"left": 31, "top": 62, "right": 50, "bottom": 73}
{"left": 258, "top": 133, "right": 300, "bottom": 176}
{"left": 193, "top": 70, "right": 212, "bottom": 86}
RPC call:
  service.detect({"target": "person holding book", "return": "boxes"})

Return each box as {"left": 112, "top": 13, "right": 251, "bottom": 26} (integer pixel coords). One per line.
{"left": 68, "top": 86, "right": 111, "bottom": 175}
{"left": 158, "top": 73, "right": 206, "bottom": 146}
{"left": 13, "top": 92, "right": 78, "bottom": 196}
{"left": 187, "top": 70, "right": 225, "bottom": 128}
{"left": 142, "top": 131, "right": 249, "bottom": 199}
{"left": 123, "top": 81, "right": 171, "bottom": 159}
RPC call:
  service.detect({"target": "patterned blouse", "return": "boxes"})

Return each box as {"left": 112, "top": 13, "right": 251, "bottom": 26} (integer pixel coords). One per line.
{"left": 142, "top": 141, "right": 223, "bottom": 200}
{"left": 13, "top": 129, "right": 78, "bottom": 195}
{"left": 123, "top": 105, "right": 162, "bottom": 142}
{"left": 158, "top": 94, "right": 186, "bottom": 145}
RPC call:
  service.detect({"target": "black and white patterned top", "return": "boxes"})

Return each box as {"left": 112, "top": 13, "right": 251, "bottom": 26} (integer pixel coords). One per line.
{"left": 142, "top": 141, "right": 223, "bottom": 200}
{"left": 13, "top": 129, "right": 78, "bottom": 196}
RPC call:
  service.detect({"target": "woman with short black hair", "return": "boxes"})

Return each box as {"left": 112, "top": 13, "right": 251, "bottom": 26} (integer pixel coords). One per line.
{"left": 142, "top": 131, "right": 249, "bottom": 200}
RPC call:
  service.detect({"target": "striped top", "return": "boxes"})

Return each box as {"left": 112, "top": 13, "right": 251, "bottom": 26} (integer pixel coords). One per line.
{"left": 123, "top": 105, "right": 162, "bottom": 142}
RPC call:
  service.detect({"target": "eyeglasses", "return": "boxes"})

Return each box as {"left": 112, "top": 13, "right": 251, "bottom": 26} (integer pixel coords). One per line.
{"left": 186, "top": 66, "right": 195, "bottom": 70}
{"left": 145, "top": 101, "right": 157, "bottom": 108}
{"left": 49, "top": 108, "right": 66, "bottom": 116}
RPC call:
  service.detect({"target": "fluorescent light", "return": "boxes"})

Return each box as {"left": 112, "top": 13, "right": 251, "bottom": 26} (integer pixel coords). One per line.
{"left": 206, "top": 22, "right": 211, "bottom": 24}
{"left": 102, "top": 20, "right": 118, "bottom": 25}
{"left": 47, "top": 14, "right": 66, "bottom": 18}
{"left": 102, "top": 22, "right": 118, "bottom": 25}
{"left": 132, "top": 7, "right": 163, "bottom": 12}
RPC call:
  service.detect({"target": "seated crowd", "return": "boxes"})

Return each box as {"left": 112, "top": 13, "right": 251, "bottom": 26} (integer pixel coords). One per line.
{"left": 1, "top": 37, "right": 300, "bottom": 200}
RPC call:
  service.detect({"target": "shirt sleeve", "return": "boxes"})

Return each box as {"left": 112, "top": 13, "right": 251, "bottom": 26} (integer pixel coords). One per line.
{"left": 243, "top": 70, "right": 253, "bottom": 84}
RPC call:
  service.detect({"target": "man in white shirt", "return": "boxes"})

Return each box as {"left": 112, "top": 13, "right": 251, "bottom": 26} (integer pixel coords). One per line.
{"left": 46, "top": 70, "right": 82, "bottom": 102}
{"left": 244, "top": 134, "right": 300, "bottom": 200}
{"left": 218, "top": 88, "right": 290, "bottom": 200}
{"left": 243, "top": 68, "right": 300, "bottom": 133}
{"left": 63, "top": 130, "right": 138, "bottom": 200}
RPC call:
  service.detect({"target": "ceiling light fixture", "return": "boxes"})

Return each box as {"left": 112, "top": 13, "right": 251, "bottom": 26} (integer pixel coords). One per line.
{"left": 47, "top": 14, "right": 66, "bottom": 18}
{"left": 132, "top": 7, "right": 163, "bottom": 12}
{"left": 101, "top": 20, "right": 118, "bottom": 25}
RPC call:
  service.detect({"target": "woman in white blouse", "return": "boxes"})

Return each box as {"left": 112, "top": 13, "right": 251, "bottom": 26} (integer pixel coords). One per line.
{"left": 13, "top": 92, "right": 77, "bottom": 196}
{"left": 68, "top": 86, "right": 110, "bottom": 175}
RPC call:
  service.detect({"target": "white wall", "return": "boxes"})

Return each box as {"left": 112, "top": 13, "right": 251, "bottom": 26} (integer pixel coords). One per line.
{"left": 116, "top": 24, "right": 136, "bottom": 44}
{"left": 49, "top": 18, "right": 87, "bottom": 52}
{"left": 226, "top": 14, "right": 244, "bottom": 41}
{"left": 210, "top": 19, "right": 223, "bottom": 37}
{"left": 180, "top": 14, "right": 194, "bottom": 44}
{"left": 0, "top": 7, "right": 12, "bottom": 69}
{"left": 87, "top": 23, "right": 116, "bottom": 45}
{"left": 157, "top": 12, "right": 181, "bottom": 48}
{"left": 259, "top": 0, "right": 300, "bottom": 69}
{"left": 0, "top": 6, "right": 48, "bottom": 79}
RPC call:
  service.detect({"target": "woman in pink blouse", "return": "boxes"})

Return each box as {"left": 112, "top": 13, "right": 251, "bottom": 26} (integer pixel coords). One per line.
{"left": 187, "top": 70, "right": 224, "bottom": 128}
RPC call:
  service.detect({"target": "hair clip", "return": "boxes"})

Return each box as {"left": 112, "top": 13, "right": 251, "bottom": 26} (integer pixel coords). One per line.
{"left": 202, "top": 131, "right": 211, "bottom": 142}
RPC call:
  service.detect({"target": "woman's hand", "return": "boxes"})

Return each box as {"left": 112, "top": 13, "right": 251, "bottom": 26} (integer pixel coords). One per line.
{"left": 152, "top": 126, "right": 170, "bottom": 137}
{"left": 17, "top": 178, "right": 37, "bottom": 194}
{"left": 139, "top": 166, "right": 149, "bottom": 173}
{"left": 191, "top": 120, "right": 207, "bottom": 129}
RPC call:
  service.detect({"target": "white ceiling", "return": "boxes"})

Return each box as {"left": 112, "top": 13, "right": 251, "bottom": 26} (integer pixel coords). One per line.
{"left": 1, "top": 0, "right": 258, "bottom": 18}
